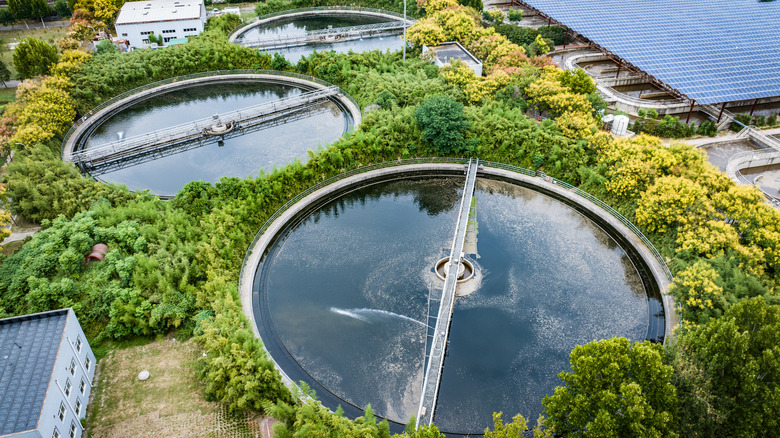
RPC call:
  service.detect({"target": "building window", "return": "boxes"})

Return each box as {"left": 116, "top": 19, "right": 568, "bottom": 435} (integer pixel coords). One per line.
{"left": 69, "top": 421, "right": 77, "bottom": 438}
{"left": 164, "top": 37, "right": 174, "bottom": 43}
{"left": 140, "top": 31, "right": 152, "bottom": 36}
{"left": 162, "top": 29, "right": 176, "bottom": 34}
{"left": 69, "top": 358, "right": 76, "bottom": 375}
{"left": 79, "top": 378, "right": 86, "bottom": 395}
{"left": 58, "top": 402, "right": 66, "bottom": 421}
{"left": 75, "top": 398, "right": 82, "bottom": 416}
{"left": 64, "top": 379, "right": 72, "bottom": 397}
{"left": 122, "top": 33, "right": 128, "bottom": 36}
{"left": 75, "top": 336, "right": 82, "bottom": 353}
{"left": 53, "top": 427, "right": 61, "bottom": 438}
{"left": 183, "top": 27, "right": 197, "bottom": 32}
{"left": 142, "top": 39, "right": 150, "bottom": 44}
{"left": 85, "top": 357, "right": 91, "bottom": 371}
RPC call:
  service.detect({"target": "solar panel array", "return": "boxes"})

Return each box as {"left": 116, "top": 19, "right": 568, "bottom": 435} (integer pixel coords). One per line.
{"left": 520, "top": 0, "right": 780, "bottom": 104}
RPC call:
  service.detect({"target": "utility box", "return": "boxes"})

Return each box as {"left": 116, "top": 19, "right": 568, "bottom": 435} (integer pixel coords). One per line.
{"left": 611, "top": 115, "right": 629, "bottom": 136}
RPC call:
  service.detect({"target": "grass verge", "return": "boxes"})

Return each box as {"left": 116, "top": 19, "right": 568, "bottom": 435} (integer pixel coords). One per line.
{"left": 86, "top": 335, "right": 266, "bottom": 438}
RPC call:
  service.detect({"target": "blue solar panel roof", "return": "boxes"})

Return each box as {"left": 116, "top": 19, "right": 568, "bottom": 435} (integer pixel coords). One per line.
{"left": 520, "top": 0, "right": 780, "bottom": 104}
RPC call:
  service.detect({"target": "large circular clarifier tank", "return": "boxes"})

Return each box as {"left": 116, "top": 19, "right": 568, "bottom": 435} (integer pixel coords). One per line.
{"left": 247, "top": 168, "right": 666, "bottom": 435}
{"left": 231, "top": 9, "right": 407, "bottom": 62}
{"left": 69, "top": 77, "right": 355, "bottom": 197}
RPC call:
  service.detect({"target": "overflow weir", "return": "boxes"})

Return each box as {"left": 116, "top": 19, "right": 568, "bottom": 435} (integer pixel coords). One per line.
{"left": 416, "top": 158, "right": 479, "bottom": 428}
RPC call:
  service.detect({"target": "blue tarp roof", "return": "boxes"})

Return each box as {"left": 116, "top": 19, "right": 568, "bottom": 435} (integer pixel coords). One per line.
{"left": 520, "top": 0, "right": 780, "bottom": 104}
{"left": 0, "top": 310, "right": 69, "bottom": 435}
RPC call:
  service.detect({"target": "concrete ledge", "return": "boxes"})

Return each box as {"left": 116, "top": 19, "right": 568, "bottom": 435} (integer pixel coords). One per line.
{"left": 565, "top": 52, "right": 690, "bottom": 116}
{"left": 62, "top": 74, "right": 361, "bottom": 163}
{"left": 238, "top": 163, "right": 677, "bottom": 397}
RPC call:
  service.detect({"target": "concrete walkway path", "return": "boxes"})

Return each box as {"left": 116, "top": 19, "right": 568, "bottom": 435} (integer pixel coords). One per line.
{"left": 672, "top": 127, "right": 780, "bottom": 148}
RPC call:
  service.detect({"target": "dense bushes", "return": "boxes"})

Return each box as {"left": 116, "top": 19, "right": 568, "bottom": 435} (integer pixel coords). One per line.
{"left": 2, "top": 7, "right": 780, "bottom": 437}
{"left": 632, "top": 109, "right": 695, "bottom": 138}
{"left": 730, "top": 112, "right": 779, "bottom": 131}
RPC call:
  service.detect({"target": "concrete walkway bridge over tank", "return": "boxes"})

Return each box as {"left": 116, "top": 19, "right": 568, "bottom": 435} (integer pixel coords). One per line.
{"left": 238, "top": 21, "right": 412, "bottom": 50}
{"left": 67, "top": 87, "right": 340, "bottom": 173}
{"left": 416, "top": 158, "right": 479, "bottom": 428}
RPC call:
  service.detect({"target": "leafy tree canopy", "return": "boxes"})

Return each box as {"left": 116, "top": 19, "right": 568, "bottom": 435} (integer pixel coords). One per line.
{"left": 414, "top": 94, "right": 471, "bottom": 154}
{"left": 673, "top": 297, "right": 780, "bottom": 437}
{"left": 542, "top": 338, "right": 678, "bottom": 438}
{"left": 13, "top": 37, "right": 59, "bottom": 79}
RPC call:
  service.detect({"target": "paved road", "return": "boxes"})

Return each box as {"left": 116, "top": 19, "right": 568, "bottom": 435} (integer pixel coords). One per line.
{"left": 0, "top": 19, "right": 70, "bottom": 32}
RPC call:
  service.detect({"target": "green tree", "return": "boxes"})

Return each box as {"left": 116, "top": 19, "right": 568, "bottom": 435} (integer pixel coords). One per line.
{"left": 560, "top": 68, "right": 597, "bottom": 95}
{"left": 95, "top": 39, "right": 117, "bottom": 55}
{"left": 414, "top": 94, "right": 471, "bottom": 154}
{"left": 542, "top": 338, "right": 678, "bottom": 437}
{"left": 0, "top": 8, "right": 15, "bottom": 27}
{"left": 54, "top": 0, "right": 72, "bottom": 18}
{"left": 484, "top": 412, "right": 528, "bottom": 437}
{"left": 12, "top": 37, "right": 59, "bottom": 79}
{"left": 172, "top": 180, "right": 215, "bottom": 217}
{"left": 673, "top": 297, "right": 780, "bottom": 438}
{"left": 205, "top": 13, "right": 243, "bottom": 35}
{"left": 0, "top": 60, "right": 10, "bottom": 87}
{"left": 7, "top": 0, "right": 31, "bottom": 22}
{"left": 29, "top": 0, "right": 51, "bottom": 20}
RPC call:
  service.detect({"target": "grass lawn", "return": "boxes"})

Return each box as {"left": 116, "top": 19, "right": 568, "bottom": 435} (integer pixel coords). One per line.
{"left": 0, "top": 86, "right": 16, "bottom": 103}
{"left": 0, "top": 239, "right": 23, "bottom": 256}
{"left": 87, "top": 336, "right": 268, "bottom": 438}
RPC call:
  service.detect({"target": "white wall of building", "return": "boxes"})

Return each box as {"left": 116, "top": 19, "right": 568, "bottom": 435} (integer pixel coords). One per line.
{"left": 116, "top": 17, "right": 205, "bottom": 49}
{"left": 37, "top": 311, "right": 96, "bottom": 438}
{"left": 115, "top": 0, "right": 207, "bottom": 50}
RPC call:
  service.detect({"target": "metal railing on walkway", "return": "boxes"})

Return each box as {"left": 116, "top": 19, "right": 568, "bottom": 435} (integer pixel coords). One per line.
{"left": 61, "top": 70, "right": 360, "bottom": 160}
{"left": 228, "top": 6, "right": 413, "bottom": 41}
{"left": 238, "top": 21, "right": 410, "bottom": 49}
{"left": 416, "top": 159, "right": 477, "bottom": 427}
{"left": 69, "top": 87, "right": 339, "bottom": 166}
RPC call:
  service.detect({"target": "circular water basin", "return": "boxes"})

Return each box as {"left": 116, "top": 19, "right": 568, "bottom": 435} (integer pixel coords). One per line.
{"left": 77, "top": 79, "right": 352, "bottom": 197}
{"left": 234, "top": 12, "right": 405, "bottom": 62}
{"left": 250, "top": 170, "right": 665, "bottom": 434}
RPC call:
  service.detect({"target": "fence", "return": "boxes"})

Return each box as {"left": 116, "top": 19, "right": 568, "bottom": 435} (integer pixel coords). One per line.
{"left": 238, "top": 158, "right": 674, "bottom": 294}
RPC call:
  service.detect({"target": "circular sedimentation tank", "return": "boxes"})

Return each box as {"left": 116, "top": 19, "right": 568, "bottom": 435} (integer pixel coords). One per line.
{"left": 241, "top": 163, "right": 672, "bottom": 435}
{"left": 230, "top": 7, "right": 409, "bottom": 61}
{"left": 63, "top": 73, "right": 359, "bottom": 197}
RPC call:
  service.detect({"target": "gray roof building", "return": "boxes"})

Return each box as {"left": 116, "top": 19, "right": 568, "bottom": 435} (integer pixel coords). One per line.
{"left": 0, "top": 309, "right": 95, "bottom": 438}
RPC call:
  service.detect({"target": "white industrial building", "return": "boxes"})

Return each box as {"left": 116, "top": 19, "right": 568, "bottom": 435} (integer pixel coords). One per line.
{"left": 423, "top": 42, "right": 483, "bottom": 77}
{"left": 0, "top": 309, "right": 96, "bottom": 438}
{"left": 115, "top": 0, "right": 207, "bottom": 49}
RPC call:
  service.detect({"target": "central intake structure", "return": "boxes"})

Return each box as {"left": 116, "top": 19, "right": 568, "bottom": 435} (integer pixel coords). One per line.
{"left": 416, "top": 158, "right": 479, "bottom": 427}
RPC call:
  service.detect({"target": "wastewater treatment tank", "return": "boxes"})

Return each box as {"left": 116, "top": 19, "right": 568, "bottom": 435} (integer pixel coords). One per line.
{"left": 241, "top": 162, "right": 672, "bottom": 435}
{"left": 63, "top": 73, "right": 359, "bottom": 197}
{"left": 230, "top": 7, "right": 410, "bottom": 62}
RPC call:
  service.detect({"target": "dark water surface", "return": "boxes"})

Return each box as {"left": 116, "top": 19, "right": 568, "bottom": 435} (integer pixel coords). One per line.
{"left": 236, "top": 15, "right": 405, "bottom": 62}
{"left": 254, "top": 176, "right": 651, "bottom": 434}
{"left": 84, "top": 82, "right": 347, "bottom": 196}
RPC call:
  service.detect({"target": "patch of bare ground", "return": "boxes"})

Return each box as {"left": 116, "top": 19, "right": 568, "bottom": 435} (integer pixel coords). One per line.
{"left": 86, "top": 337, "right": 267, "bottom": 438}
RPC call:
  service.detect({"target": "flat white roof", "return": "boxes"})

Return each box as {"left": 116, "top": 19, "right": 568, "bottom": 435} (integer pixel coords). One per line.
{"left": 427, "top": 42, "right": 482, "bottom": 68}
{"left": 116, "top": 0, "right": 203, "bottom": 25}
